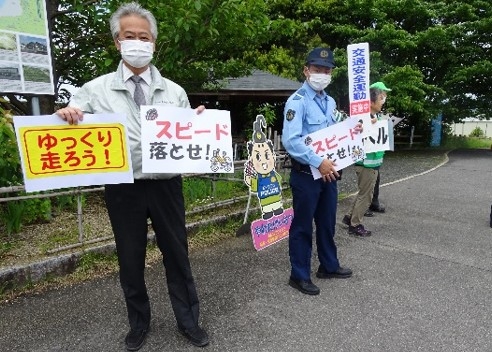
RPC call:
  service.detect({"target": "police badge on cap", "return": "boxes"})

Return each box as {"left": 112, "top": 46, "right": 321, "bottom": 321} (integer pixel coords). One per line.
{"left": 306, "top": 47, "right": 336, "bottom": 68}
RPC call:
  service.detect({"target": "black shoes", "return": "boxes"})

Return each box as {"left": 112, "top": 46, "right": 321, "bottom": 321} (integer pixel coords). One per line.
{"left": 289, "top": 268, "right": 353, "bottom": 295}
{"left": 125, "top": 325, "right": 209, "bottom": 350}
{"left": 316, "top": 267, "right": 353, "bottom": 279}
{"left": 344, "top": 216, "right": 372, "bottom": 236}
{"left": 369, "top": 204, "right": 385, "bottom": 213}
{"left": 342, "top": 215, "right": 351, "bottom": 226}
{"left": 125, "top": 328, "right": 148, "bottom": 351}
{"left": 178, "top": 326, "right": 210, "bottom": 347}
{"left": 348, "top": 224, "right": 372, "bottom": 237}
{"left": 364, "top": 210, "right": 374, "bottom": 217}
{"left": 288, "top": 278, "right": 320, "bottom": 295}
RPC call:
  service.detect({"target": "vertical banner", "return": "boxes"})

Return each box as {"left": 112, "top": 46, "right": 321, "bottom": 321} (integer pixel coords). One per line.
{"left": 347, "top": 43, "right": 371, "bottom": 132}
{"left": 0, "top": 0, "right": 55, "bottom": 95}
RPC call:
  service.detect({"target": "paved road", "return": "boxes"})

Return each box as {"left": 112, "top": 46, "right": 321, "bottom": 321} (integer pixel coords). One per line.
{"left": 1, "top": 149, "right": 491, "bottom": 352}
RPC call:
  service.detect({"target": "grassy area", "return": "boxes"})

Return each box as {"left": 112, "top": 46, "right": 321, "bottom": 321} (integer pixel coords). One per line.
{"left": 441, "top": 135, "right": 492, "bottom": 150}
{"left": 0, "top": 218, "right": 243, "bottom": 302}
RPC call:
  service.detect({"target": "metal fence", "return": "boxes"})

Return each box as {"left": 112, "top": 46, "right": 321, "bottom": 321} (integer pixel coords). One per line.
{"left": 0, "top": 152, "right": 291, "bottom": 255}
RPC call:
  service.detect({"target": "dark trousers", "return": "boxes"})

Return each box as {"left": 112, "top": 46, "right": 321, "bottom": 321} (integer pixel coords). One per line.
{"left": 371, "top": 168, "right": 381, "bottom": 208}
{"left": 490, "top": 204, "right": 492, "bottom": 228}
{"left": 288, "top": 169, "right": 340, "bottom": 280}
{"left": 104, "top": 177, "right": 199, "bottom": 331}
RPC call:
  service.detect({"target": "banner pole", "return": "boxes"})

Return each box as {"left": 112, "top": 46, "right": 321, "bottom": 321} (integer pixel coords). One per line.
{"left": 31, "top": 96, "right": 41, "bottom": 115}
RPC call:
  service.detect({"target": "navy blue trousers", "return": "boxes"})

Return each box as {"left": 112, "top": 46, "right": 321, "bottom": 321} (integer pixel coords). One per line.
{"left": 289, "top": 169, "right": 340, "bottom": 280}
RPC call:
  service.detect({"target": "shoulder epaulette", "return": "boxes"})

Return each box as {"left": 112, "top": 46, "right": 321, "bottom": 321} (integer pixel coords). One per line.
{"left": 293, "top": 88, "right": 306, "bottom": 100}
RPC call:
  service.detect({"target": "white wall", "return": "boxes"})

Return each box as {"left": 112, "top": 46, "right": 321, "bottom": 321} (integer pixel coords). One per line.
{"left": 451, "top": 120, "right": 492, "bottom": 138}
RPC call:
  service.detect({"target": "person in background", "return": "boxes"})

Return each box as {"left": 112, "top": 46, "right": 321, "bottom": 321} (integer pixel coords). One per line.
{"left": 490, "top": 204, "right": 492, "bottom": 228}
{"left": 55, "top": 2, "right": 208, "bottom": 350}
{"left": 343, "top": 82, "right": 391, "bottom": 236}
{"left": 364, "top": 166, "right": 384, "bottom": 216}
{"left": 364, "top": 81, "right": 391, "bottom": 217}
{"left": 282, "top": 47, "right": 363, "bottom": 296}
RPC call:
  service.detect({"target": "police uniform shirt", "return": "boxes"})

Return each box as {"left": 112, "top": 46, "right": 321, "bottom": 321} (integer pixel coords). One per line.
{"left": 282, "top": 81, "right": 337, "bottom": 168}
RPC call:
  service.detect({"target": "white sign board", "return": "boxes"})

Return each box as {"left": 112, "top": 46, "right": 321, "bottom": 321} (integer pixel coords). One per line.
{"left": 140, "top": 106, "right": 234, "bottom": 174}
{"left": 307, "top": 118, "right": 365, "bottom": 179}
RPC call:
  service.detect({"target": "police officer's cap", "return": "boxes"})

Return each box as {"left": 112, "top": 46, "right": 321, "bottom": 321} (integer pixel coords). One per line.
{"left": 305, "top": 47, "right": 336, "bottom": 68}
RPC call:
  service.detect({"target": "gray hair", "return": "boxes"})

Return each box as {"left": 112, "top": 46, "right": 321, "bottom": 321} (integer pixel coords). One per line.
{"left": 109, "top": 2, "right": 158, "bottom": 40}
{"left": 370, "top": 88, "right": 385, "bottom": 103}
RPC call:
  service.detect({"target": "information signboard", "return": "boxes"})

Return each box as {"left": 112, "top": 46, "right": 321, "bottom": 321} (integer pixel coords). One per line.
{"left": 0, "top": 0, "right": 54, "bottom": 95}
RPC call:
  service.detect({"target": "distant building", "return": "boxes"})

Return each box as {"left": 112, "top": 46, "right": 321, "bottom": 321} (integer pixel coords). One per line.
{"left": 21, "top": 41, "right": 48, "bottom": 55}
{"left": 451, "top": 119, "right": 492, "bottom": 138}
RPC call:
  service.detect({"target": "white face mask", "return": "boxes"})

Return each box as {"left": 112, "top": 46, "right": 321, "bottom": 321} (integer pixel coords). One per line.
{"left": 308, "top": 73, "right": 332, "bottom": 91}
{"left": 119, "top": 39, "right": 154, "bottom": 68}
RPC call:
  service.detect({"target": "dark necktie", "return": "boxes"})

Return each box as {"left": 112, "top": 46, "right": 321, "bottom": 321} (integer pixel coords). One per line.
{"left": 130, "top": 75, "right": 146, "bottom": 106}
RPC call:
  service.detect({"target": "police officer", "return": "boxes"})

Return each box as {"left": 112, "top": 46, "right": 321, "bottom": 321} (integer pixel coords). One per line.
{"left": 282, "top": 47, "right": 360, "bottom": 295}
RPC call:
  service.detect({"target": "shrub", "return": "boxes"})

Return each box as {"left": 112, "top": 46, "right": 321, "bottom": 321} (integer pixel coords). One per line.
{"left": 0, "top": 103, "right": 22, "bottom": 187}
{"left": 0, "top": 103, "right": 52, "bottom": 235}
{"left": 469, "top": 126, "right": 485, "bottom": 138}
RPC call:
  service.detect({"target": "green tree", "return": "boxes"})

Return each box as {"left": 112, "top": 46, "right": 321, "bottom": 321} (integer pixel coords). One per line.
{"left": 2, "top": 0, "right": 490, "bottom": 135}
{"left": 2, "top": 0, "right": 270, "bottom": 114}
{"left": 252, "top": 0, "right": 491, "bottom": 138}
{"left": 52, "top": 0, "right": 271, "bottom": 92}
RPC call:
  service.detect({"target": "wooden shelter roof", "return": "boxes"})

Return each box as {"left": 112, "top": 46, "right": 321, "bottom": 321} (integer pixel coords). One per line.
{"left": 188, "top": 69, "right": 302, "bottom": 102}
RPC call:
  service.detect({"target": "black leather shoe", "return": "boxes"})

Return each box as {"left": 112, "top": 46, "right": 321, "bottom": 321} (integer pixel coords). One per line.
{"left": 288, "top": 278, "right": 320, "bottom": 295}
{"left": 316, "top": 267, "right": 353, "bottom": 279}
{"left": 125, "top": 328, "right": 148, "bottom": 351}
{"left": 178, "top": 326, "right": 209, "bottom": 347}
{"left": 369, "top": 204, "right": 385, "bottom": 213}
{"left": 348, "top": 224, "right": 372, "bottom": 237}
{"left": 342, "top": 215, "right": 351, "bottom": 226}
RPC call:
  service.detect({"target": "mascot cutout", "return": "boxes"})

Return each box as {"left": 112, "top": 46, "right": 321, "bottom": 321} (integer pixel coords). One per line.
{"left": 243, "top": 115, "right": 293, "bottom": 251}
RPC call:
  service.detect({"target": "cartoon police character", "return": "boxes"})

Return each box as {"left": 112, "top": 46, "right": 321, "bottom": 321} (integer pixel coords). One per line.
{"left": 244, "top": 115, "right": 284, "bottom": 220}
